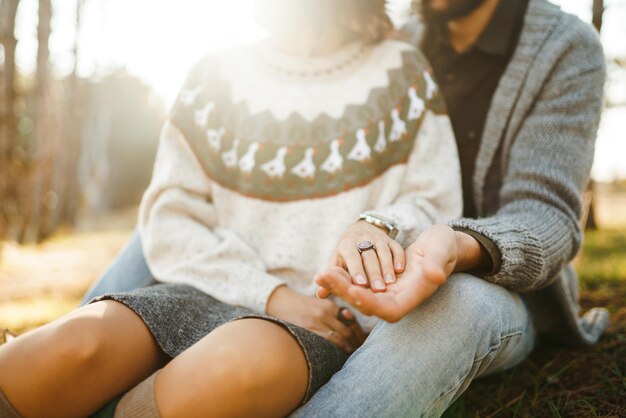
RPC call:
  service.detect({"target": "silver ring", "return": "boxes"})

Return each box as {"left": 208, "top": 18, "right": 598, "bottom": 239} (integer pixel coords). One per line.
{"left": 327, "top": 330, "right": 336, "bottom": 337}
{"left": 357, "top": 241, "right": 375, "bottom": 254}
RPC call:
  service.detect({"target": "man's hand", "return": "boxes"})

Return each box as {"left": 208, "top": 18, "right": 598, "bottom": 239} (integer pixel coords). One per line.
{"left": 316, "top": 224, "right": 488, "bottom": 323}
{"left": 267, "top": 285, "right": 366, "bottom": 353}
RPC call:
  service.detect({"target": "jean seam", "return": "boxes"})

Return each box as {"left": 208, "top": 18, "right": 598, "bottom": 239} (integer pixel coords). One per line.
{"left": 423, "top": 329, "right": 525, "bottom": 417}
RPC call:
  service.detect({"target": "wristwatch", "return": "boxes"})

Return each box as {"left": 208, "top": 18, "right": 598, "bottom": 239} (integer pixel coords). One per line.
{"left": 358, "top": 212, "right": 399, "bottom": 240}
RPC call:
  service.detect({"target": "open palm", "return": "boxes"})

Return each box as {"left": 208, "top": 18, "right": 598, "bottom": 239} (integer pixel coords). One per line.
{"left": 316, "top": 225, "right": 458, "bottom": 323}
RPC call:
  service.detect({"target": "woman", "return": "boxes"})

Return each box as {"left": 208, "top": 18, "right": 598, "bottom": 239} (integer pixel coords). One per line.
{"left": 0, "top": 1, "right": 462, "bottom": 417}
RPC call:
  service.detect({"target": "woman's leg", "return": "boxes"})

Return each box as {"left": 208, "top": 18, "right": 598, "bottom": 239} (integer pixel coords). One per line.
{"left": 0, "top": 301, "right": 168, "bottom": 418}
{"left": 153, "top": 318, "right": 309, "bottom": 418}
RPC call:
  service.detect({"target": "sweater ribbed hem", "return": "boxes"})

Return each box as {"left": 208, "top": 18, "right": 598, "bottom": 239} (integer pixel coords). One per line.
{"left": 114, "top": 373, "right": 160, "bottom": 418}
{"left": 0, "top": 390, "right": 21, "bottom": 418}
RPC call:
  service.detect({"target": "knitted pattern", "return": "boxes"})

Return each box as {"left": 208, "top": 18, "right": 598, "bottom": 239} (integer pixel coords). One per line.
{"left": 431, "top": 0, "right": 607, "bottom": 346}
{"left": 139, "top": 39, "right": 462, "bottom": 321}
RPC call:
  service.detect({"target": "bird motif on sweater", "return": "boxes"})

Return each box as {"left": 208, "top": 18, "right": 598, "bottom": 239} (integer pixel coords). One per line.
{"left": 374, "top": 120, "right": 387, "bottom": 154}
{"left": 261, "top": 147, "right": 289, "bottom": 178}
{"left": 291, "top": 147, "right": 316, "bottom": 179}
{"left": 195, "top": 102, "right": 216, "bottom": 127}
{"left": 221, "top": 139, "right": 240, "bottom": 168}
{"left": 207, "top": 127, "right": 225, "bottom": 152}
{"left": 239, "top": 142, "right": 259, "bottom": 174}
{"left": 408, "top": 87, "right": 425, "bottom": 121}
{"left": 348, "top": 129, "right": 372, "bottom": 162}
{"left": 424, "top": 70, "right": 437, "bottom": 100}
{"left": 179, "top": 86, "right": 202, "bottom": 107}
{"left": 321, "top": 139, "right": 343, "bottom": 174}
{"left": 389, "top": 109, "right": 407, "bottom": 142}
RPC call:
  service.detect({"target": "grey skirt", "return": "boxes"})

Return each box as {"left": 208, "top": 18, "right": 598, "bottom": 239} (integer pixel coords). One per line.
{"left": 90, "top": 283, "right": 349, "bottom": 403}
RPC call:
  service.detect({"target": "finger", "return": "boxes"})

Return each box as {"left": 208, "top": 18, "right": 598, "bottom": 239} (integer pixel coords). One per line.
{"left": 316, "top": 328, "right": 353, "bottom": 353}
{"left": 327, "top": 252, "right": 345, "bottom": 270}
{"left": 350, "top": 322, "right": 367, "bottom": 346}
{"left": 389, "top": 240, "right": 406, "bottom": 273}
{"left": 316, "top": 272, "right": 361, "bottom": 307}
{"left": 341, "top": 247, "right": 369, "bottom": 287}
{"left": 345, "top": 285, "right": 405, "bottom": 322}
{"left": 375, "top": 242, "right": 396, "bottom": 285}
{"left": 341, "top": 309, "right": 367, "bottom": 346}
{"left": 317, "top": 273, "right": 378, "bottom": 316}
{"left": 325, "top": 316, "right": 356, "bottom": 350}
{"left": 361, "top": 249, "right": 385, "bottom": 292}
{"left": 315, "top": 286, "right": 332, "bottom": 299}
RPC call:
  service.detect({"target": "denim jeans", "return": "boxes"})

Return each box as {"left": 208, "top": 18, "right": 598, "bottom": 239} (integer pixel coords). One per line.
{"left": 80, "top": 231, "right": 157, "bottom": 305}
{"left": 83, "top": 231, "right": 536, "bottom": 417}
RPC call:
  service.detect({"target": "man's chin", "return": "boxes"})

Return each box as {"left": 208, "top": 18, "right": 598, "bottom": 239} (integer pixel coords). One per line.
{"left": 419, "top": 0, "right": 487, "bottom": 23}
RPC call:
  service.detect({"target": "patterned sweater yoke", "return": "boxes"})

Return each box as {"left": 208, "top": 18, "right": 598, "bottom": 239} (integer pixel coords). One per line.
{"left": 138, "top": 39, "right": 462, "bottom": 328}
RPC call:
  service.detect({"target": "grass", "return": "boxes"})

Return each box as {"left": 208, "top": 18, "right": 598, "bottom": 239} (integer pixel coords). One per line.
{"left": 444, "top": 229, "right": 626, "bottom": 417}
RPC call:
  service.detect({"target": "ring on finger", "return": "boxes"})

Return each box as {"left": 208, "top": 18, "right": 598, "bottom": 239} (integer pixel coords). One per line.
{"left": 357, "top": 241, "right": 375, "bottom": 254}
{"left": 327, "top": 330, "right": 336, "bottom": 337}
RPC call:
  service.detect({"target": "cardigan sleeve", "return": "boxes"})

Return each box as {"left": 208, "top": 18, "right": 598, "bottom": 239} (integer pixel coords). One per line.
{"left": 374, "top": 109, "right": 464, "bottom": 247}
{"left": 450, "top": 22, "right": 606, "bottom": 292}
{"left": 138, "top": 122, "right": 286, "bottom": 313}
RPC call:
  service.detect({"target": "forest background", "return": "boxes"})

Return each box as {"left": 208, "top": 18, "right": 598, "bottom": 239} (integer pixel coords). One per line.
{"left": 0, "top": 0, "right": 624, "bottom": 416}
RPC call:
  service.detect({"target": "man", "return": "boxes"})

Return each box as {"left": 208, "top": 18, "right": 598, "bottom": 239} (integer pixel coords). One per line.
{"left": 82, "top": 0, "right": 608, "bottom": 415}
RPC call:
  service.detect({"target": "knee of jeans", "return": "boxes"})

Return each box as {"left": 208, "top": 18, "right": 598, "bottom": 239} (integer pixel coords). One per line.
{"left": 399, "top": 273, "right": 517, "bottom": 335}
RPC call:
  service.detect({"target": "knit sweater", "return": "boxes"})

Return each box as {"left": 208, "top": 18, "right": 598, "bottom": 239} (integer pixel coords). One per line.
{"left": 406, "top": 0, "right": 608, "bottom": 346}
{"left": 138, "top": 39, "right": 462, "bottom": 330}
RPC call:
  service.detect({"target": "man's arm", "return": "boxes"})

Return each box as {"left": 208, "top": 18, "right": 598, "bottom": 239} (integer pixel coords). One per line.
{"left": 450, "top": 21, "right": 606, "bottom": 292}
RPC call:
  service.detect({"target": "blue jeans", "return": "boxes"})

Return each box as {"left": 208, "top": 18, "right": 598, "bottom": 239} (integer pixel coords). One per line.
{"left": 83, "top": 231, "right": 536, "bottom": 417}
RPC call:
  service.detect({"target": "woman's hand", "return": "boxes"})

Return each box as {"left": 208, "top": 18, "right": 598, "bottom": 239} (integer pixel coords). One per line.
{"left": 327, "top": 221, "right": 405, "bottom": 293}
{"left": 315, "top": 224, "right": 459, "bottom": 323}
{"left": 266, "top": 285, "right": 366, "bottom": 353}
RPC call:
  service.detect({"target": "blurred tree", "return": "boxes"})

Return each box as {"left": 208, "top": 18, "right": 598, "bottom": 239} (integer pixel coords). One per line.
{"left": 0, "top": 0, "right": 20, "bottom": 251}
{"left": 585, "top": 0, "right": 604, "bottom": 231}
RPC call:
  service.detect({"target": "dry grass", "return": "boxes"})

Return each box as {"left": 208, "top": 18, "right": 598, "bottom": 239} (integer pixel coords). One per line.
{"left": 445, "top": 229, "right": 626, "bottom": 418}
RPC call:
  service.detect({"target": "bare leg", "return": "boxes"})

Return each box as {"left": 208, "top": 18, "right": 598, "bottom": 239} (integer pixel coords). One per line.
{"left": 155, "top": 319, "right": 308, "bottom": 418}
{"left": 0, "top": 301, "right": 168, "bottom": 418}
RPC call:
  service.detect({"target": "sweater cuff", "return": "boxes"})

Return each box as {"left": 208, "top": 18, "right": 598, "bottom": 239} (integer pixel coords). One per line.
{"left": 449, "top": 217, "right": 545, "bottom": 290}
{"left": 245, "top": 273, "right": 287, "bottom": 314}
{"left": 451, "top": 226, "right": 501, "bottom": 276}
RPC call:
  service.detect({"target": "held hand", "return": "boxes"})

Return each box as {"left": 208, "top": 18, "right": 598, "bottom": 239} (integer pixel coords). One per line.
{"left": 325, "top": 221, "right": 405, "bottom": 295}
{"left": 316, "top": 224, "right": 459, "bottom": 323}
{"left": 266, "top": 285, "right": 366, "bottom": 353}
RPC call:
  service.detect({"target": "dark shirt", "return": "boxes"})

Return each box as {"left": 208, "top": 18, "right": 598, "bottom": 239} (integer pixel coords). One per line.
{"left": 422, "top": 0, "right": 529, "bottom": 218}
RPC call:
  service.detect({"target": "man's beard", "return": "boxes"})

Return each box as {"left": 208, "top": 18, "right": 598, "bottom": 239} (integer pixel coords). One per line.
{"left": 418, "top": 0, "right": 487, "bottom": 24}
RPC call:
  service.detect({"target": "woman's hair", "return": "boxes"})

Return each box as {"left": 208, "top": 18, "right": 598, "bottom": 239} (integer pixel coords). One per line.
{"left": 339, "top": 0, "right": 393, "bottom": 43}
{"left": 254, "top": 0, "right": 393, "bottom": 44}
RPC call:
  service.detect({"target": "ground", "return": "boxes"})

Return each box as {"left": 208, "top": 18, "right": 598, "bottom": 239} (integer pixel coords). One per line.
{"left": 1, "top": 191, "right": 625, "bottom": 417}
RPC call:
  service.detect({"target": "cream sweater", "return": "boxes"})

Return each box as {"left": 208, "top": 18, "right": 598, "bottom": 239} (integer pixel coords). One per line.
{"left": 139, "top": 39, "right": 462, "bottom": 330}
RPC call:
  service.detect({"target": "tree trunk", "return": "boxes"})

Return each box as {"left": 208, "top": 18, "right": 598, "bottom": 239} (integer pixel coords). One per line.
{"left": 59, "top": 0, "right": 86, "bottom": 227}
{"left": 25, "top": 0, "right": 54, "bottom": 242}
{"left": 585, "top": 0, "right": 604, "bottom": 231}
{"left": 0, "top": 0, "right": 20, "bottom": 250}
{"left": 592, "top": 0, "right": 604, "bottom": 32}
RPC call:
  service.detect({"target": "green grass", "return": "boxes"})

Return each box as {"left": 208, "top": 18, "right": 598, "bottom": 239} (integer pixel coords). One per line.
{"left": 444, "top": 229, "right": 626, "bottom": 417}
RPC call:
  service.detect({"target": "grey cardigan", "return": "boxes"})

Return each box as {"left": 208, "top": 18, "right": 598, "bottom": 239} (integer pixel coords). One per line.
{"left": 407, "top": 0, "right": 608, "bottom": 346}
